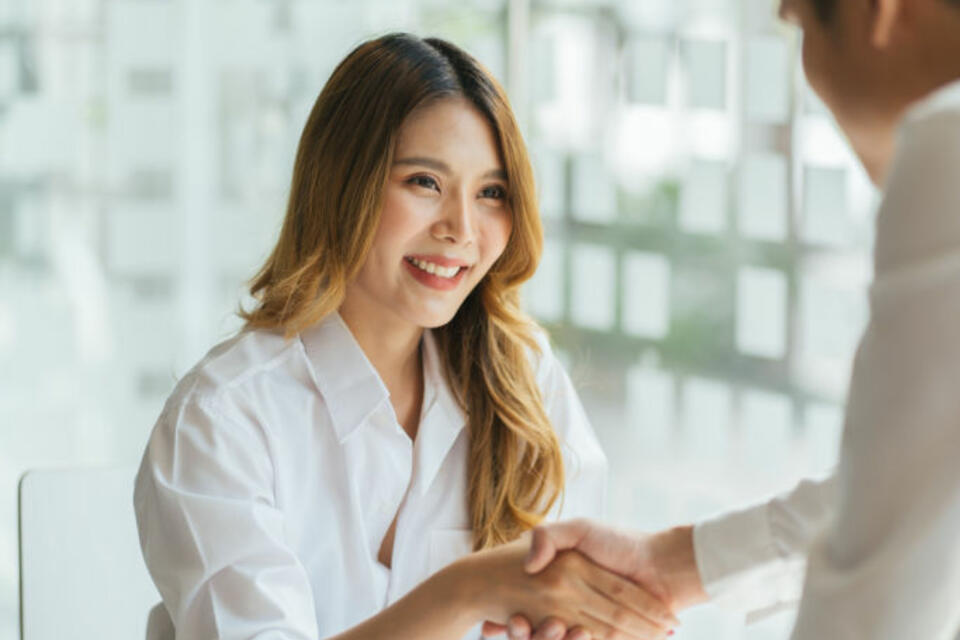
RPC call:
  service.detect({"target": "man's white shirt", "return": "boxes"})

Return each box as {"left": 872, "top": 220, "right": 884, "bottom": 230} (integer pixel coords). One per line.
{"left": 134, "top": 312, "right": 607, "bottom": 640}
{"left": 692, "top": 79, "right": 960, "bottom": 639}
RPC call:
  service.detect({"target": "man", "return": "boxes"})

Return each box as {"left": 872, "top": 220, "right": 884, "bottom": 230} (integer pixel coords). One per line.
{"left": 487, "top": 0, "right": 960, "bottom": 637}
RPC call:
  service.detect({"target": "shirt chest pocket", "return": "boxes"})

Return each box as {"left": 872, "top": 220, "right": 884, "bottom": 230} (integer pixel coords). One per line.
{"left": 427, "top": 528, "right": 475, "bottom": 574}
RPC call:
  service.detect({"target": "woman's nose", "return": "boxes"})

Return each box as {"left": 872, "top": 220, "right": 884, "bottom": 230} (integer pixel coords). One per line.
{"left": 432, "top": 192, "right": 475, "bottom": 245}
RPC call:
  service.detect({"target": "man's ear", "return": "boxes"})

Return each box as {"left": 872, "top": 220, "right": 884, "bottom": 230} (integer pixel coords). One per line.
{"left": 871, "top": 0, "right": 904, "bottom": 48}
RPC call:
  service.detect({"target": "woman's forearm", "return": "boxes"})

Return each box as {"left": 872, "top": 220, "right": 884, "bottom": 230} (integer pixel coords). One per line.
{"left": 327, "top": 538, "right": 678, "bottom": 640}
{"left": 326, "top": 563, "right": 483, "bottom": 640}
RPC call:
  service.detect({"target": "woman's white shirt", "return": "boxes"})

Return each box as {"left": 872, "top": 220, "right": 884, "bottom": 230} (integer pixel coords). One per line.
{"left": 134, "top": 312, "right": 607, "bottom": 640}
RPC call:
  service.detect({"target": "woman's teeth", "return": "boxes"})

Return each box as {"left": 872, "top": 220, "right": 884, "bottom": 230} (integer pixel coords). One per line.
{"left": 409, "top": 258, "right": 462, "bottom": 279}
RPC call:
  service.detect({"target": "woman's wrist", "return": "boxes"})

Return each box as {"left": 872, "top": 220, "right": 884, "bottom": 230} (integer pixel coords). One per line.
{"left": 434, "top": 554, "right": 495, "bottom": 623}
{"left": 326, "top": 557, "right": 492, "bottom": 640}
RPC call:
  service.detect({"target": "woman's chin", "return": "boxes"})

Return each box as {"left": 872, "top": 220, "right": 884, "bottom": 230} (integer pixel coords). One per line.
{"left": 418, "top": 313, "right": 458, "bottom": 330}
{"left": 408, "top": 306, "right": 461, "bottom": 330}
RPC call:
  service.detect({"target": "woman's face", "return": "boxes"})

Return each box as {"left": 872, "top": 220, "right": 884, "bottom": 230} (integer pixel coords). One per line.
{"left": 343, "top": 97, "right": 513, "bottom": 330}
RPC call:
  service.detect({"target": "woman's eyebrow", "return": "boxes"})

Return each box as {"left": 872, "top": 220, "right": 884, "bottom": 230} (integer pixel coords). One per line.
{"left": 394, "top": 156, "right": 507, "bottom": 181}
{"left": 394, "top": 157, "right": 450, "bottom": 173}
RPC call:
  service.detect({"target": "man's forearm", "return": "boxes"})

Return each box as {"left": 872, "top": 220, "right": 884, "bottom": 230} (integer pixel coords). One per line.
{"left": 651, "top": 525, "right": 709, "bottom": 610}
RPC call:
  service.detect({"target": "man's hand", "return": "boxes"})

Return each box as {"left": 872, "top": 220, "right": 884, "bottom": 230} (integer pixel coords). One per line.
{"left": 482, "top": 615, "right": 588, "bottom": 640}
{"left": 482, "top": 520, "right": 708, "bottom": 640}
{"left": 526, "top": 520, "right": 707, "bottom": 610}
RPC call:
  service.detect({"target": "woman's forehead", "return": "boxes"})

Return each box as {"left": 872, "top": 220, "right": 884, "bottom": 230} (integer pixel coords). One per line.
{"left": 394, "top": 97, "right": 504, "bottom": 171}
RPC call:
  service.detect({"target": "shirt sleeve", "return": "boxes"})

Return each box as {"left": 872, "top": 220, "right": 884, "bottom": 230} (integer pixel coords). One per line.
{"left": 790, "top": 105, "right": 960, "bottom": 640}
{"left": 532, "top": 332, "right": 609, "bottom": 522}
{"left": 134, "top": 391, "right": 319, "bottom": 640}
{"left": 692, "top": 475, "right": 837, "bottom": 620}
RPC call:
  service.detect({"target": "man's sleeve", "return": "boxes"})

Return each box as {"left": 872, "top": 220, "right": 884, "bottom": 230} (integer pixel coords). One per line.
{"left": 790, "top": 107, "right": 960, "bottom": 640}
{"left": 693, "top": 474, "right": 837, "bottom": 620}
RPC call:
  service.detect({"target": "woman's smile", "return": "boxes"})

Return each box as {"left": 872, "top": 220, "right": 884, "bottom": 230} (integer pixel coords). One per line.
{"left": 403, "top": 255, "right": 470, "bottom": 291}
{"left": 340, "top": 95, "right": 512, "bottom": 328}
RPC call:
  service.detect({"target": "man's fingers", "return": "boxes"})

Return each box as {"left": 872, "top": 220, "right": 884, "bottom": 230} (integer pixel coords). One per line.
{"left": 481, "top": 616, "right": 534, "bottom": 640}
{"left": 530, "top": 617, "right": 568, "bottom": 640}
{"left": 525, "top": 519, "right": 592, "bottom": 573}
{"left": 507, "top": 614, "right": 533, "bottom": 640}
{"left": 564, "top": 626, "right": 591, "bottom": 640}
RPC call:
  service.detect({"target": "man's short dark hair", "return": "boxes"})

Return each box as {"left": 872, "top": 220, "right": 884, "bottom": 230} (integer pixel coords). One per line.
{"left": 810, "top": 0, "right": 959, "bottom": 23}
{"left": 809, "top": 0, "right": 836, "bottom": 22}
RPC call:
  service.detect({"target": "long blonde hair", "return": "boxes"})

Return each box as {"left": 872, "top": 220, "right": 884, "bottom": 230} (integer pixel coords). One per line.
{"left": 241, "top": 33, "right": 563, "bottom": 550}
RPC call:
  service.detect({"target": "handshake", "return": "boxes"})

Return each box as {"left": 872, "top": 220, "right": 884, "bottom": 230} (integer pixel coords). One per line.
{"left": 478, "top": 520, "right": 709, "bottom": 640}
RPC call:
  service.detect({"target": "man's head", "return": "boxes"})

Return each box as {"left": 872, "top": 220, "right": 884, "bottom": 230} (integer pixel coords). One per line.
{"left": 779, "top": 0, "right": 960, "bottom": 186}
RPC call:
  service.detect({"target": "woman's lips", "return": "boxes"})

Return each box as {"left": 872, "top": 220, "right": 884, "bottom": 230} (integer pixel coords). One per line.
{"left": 405, "top": 254, "right": 470, "bottom": 269}
{"left": 403, "top": 257, "right": 468, "bottom": 291}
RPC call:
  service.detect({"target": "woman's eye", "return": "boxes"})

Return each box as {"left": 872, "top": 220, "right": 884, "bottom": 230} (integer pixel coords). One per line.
{"left": 480, "top": 185, "right": 507, "bottom": 200}
{"left": 408, "top": 175, "right": 439, "bottom": 191}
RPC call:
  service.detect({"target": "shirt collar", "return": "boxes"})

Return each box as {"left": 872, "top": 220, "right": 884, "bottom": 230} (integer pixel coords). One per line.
{"left": 420, "top": 329, "right": 467, "bottom": 429}
{"left": 904, "top": 77, "right": 960, "bottom": 125}
{"left": 299, "top": 312, "right": 391, "bottom": 442}
{"left": 414, "top": 330, "right": 468, "bottom": 495}
{"left": 298, "top": 312, "right": 467, "bottom": 448}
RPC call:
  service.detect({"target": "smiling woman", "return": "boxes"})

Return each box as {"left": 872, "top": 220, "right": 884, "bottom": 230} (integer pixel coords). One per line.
{"left": 241, "top": 33, "right": 557, "bottom": 554}
{"left": 132, "top": 33, "right": 677, "bottom": 640}
{"left": 342, "top": 96, "right": 513, "bottom": 337}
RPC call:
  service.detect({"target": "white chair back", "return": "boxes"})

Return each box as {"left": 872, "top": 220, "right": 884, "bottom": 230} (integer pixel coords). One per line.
{"left": 18, "top": 467, "right": 161, "bottom": 640}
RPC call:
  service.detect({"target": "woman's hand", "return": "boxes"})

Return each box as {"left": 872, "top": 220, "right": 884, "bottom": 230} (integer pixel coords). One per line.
{"left": 449, "top": 536, "right": 679, "bottom": 640}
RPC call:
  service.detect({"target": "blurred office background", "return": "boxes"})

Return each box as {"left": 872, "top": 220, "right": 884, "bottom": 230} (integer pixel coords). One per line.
{"left": 0, "top": 0, "right": 875, "bottom": 638}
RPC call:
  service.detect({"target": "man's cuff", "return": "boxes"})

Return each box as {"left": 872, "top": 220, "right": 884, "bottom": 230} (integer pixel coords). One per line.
{"left": 693, "top": 503, "right": 802, "bottom": 617}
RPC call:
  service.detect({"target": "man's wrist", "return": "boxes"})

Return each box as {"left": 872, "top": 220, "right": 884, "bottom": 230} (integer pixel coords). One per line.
{"left": 652, "top": 525, "right": 709, "bottom": 610}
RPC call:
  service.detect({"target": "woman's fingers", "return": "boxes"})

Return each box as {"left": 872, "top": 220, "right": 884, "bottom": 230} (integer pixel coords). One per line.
{"left": 579, "top": 610, "right": 670, "bottom": 640}
{"left": 582, "top": 565, "right": 680, "bottom": 629}
{"left": 580, "top": 591, "right": 672, "bottom": 640}
{"left": 544, "top": 550, "right": 678, "bottom": 637}
{"left": 488, "top": 545, "right": 676, "bottom": 640}
{"left": 572, "top": 567, "right": 676, "bottom": 639}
